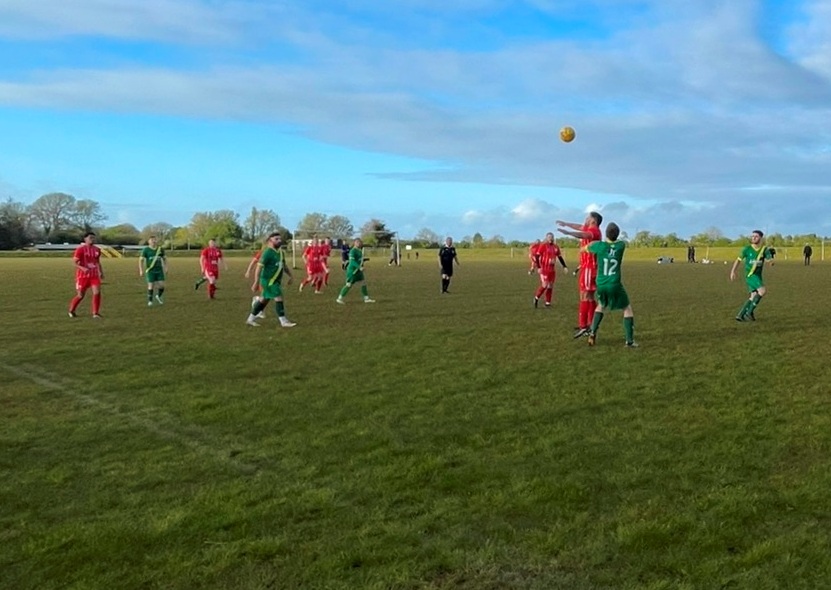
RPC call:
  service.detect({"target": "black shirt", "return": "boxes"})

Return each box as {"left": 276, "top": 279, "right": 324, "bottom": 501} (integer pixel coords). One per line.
{"left": 439, "top": 246, "right": 457, "bottom": 266}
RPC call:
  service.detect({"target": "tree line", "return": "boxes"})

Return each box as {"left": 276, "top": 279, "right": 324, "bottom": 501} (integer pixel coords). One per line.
{"left": 0, "top": 193, "right": 399, "bottom": 250}
{"left": 1, "top": 193, "right": 828, "bottom": 251}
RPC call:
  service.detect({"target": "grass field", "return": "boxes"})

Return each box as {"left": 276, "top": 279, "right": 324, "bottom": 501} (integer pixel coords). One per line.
{"left": 2, "top": 250, "right": 830, "bottom": 589}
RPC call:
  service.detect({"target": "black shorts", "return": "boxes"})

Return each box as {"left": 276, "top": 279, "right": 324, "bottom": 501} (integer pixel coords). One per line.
{"left": 440, "top": 263, "right": 454, "bottom": 277}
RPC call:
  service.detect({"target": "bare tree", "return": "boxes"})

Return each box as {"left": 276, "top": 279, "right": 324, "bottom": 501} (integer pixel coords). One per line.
{"left": 71, "top": 199, "right": 107, "bottom": 233}
{"left": 243, "top": 207, "right": 281, "bottom": 241}
{"left": 27, "top": 192, "right": 76, "bottom": 237}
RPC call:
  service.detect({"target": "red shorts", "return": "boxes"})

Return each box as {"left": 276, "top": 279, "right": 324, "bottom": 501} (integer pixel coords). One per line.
{"left": 539, "top": 270, "right": 556, "bottom": 284}
{"left": 578, "top": 267, "right": 597, "bottom": 293}
{"left": 76, "top": 276, "right": 101, "bottom": 291}
{"left": 306, "top": 264, "right": 324, "bottom": 275}
{"left": 203, "top": 269, "right": 219, "bottom": 280}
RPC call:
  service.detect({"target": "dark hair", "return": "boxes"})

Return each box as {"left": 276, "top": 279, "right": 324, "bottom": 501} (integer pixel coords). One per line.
{"left": 589, "top": 211, "right": 603, "bottom": 226}
{"left": 267, "top": 231, "right": 281, "bottom": 241}
{"left": 752, "top": 229, "right": 764, "bottom": 238}
{"left": 606, "top": 222, "right": 620, "bottom": 241}
{"left": 83, "top": 231, "right": 96, "bottom": 239}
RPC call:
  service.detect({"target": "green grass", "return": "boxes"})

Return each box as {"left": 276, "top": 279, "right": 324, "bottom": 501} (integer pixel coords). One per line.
{"left": 2, "top": 253, "right": 830, "bottom": 589}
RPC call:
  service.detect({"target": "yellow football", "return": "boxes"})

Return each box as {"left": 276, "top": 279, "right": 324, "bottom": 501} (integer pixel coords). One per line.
{"left": 560, "top": 126, "right": 576, "bottom": 143}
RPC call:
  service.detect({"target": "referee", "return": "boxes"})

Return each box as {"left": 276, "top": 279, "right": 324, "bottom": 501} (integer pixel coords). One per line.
{"left": 438, "top": 237, "right": 460, "bottom": 294}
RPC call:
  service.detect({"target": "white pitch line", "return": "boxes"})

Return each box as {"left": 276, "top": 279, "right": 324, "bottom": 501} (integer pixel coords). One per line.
{"left": 1, "top": 362, "right": 259, "bottom": 475}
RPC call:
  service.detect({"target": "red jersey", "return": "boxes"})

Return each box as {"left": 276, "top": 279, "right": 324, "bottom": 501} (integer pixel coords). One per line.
{"left": 303, "top": 245, "right": 324, "bottom": 272}
{"left": 579, "top": 225, "right": 602, "bottom": 271}
{"left": 529, "top": 243, "right": 542, "bottom": 265}
{"left": 73, "top": 244, "right": 102, "bottom": 279}
{"left": 201, "top": 246, "right": 223, "bottom": 274}
{"left": 538, "top": 242, "right": 562, "bottom": 274}
{"left": 319, "top": 242, "right": 332, "bottom": 259}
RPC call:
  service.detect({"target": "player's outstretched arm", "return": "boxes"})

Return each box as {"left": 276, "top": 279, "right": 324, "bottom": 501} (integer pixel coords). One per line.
{"left": 556, "top": 220, "right": 582, "bottom": 230}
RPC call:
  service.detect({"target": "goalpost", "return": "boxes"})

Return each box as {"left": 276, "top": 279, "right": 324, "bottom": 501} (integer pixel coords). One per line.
{"left": 290, "top": 229, "right": 400, "bottom": 269}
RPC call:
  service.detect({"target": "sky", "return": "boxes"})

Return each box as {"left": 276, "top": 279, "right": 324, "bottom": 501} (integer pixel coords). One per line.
{"left": 1, "top": 0, "right": 831, "bottom": 241}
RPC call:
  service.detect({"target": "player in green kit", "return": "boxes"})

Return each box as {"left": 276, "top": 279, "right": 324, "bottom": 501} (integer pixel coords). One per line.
{"left": 246, "top": 232, "right": 296, "bottom": 328}
{"left": 584, "top": 222, "right": 637, "bottom": 347}
{"left": 730, "top": 229, "right": 772, "bottom": 322}
{"left": 336, "top": 238, "right": 376, "bottom": 304}
{"left": 139, "top": 235, "right": 168, "bottom": 306}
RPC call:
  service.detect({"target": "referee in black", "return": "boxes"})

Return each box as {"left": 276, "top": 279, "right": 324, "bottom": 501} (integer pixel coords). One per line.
{"left": 438, "top": 236, "right": 459, "bottom": 293}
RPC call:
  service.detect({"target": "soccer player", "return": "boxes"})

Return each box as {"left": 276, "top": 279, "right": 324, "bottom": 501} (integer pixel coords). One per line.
{"left": 730, "top": 229, "right": 773, "bottom": 322}
{"left": 438, "top": 236, "right": 459, "bottom": 294}
{"left": 556, "top": 211, "right": 603, "bottom": 338}
{"left": 299, "top": 238, "right": 324, "bottom": 293}
{"left": 246, "top": 232, "right": 296, "bottom": 328}
{"left": 528, "top": 239, "right": 542, "bottom": 275}
{"left": 139, "top": 235, "right": 167, "bottom": 306}
{"left": 584, "top": 222, "right": 637, "bottom": 347}
{"left": 244, "top": 239, "right": 268, "bottom": 318}
{"left": 68, "top": 231, "right": 103, "bottom": 318}
{"left": 195, "top": 238, "right": 227, "bottom": 299}
{"left": 336, "top": 238, "right": 375, "bottom": 304}
{"left": 320, "top": 236, "right": 332, "bottom": 287}
{"left": 534, "top": 232, "right": 568, "bottom": 309}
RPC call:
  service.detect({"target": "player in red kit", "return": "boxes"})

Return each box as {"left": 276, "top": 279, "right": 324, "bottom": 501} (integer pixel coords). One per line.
{"left": 533, "top": 232, "right": 568, "bottom": 309}
{"left": 299, "top": 238, "right": 325, "bottom": 293}
{"left": 557, "top": 211, "right": 603, "bottom": 337}
{"left": 68, "top": 231, "right": 104, "bottom": 318}
{"left": 528, "top": 239, "right": 542, "bottom": 275}
{"left": 319, "top": 237, "right": 332, "bottom": 288}
{"left": 195, "top": 238, "right": 227, "bottom": 299}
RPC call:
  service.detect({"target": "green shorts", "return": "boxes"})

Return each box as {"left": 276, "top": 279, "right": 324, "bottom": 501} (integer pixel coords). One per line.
{"left": 145, "top": 270, "right": 165, "bottom": 283}
{"left": 595, "top": 284, "right": 630, "bottom": 311}
{"left": 746, "top": 275, "right": 764, "bottom": 293}
{"left": 346, "top": 269, "right": 365, "bottom": 284}
{"left": 261, "top": 282, "right": 284, "bottom": 299}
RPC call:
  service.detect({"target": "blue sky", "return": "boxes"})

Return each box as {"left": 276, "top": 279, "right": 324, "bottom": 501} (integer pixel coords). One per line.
{"left": 1, "top": 0, "right": 831, "bottom": 240}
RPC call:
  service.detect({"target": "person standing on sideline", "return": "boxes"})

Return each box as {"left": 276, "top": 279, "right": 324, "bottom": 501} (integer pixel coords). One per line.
{"left": 534, "top": 232, "right": 568, "bottom": 308}
{"left": 246, "top": 232, "right": 296, "bottom": 328}
{"left": 556, "top": 211, "right": 603, "bottom": 337}
{"left": 337, "top": 238, "right": 375, "bottom": 304}
{"left": 730, "top": 229, "right": 773, "bottom": 322}
{"left": 68, "top": 231, "right": 104, "bottom": 318}
{"left": 438, "top": 237, "right": 460, "bottom": 294}
{"left": 803, "top": 244, "right": 813, "bottom": 266}
{"left": 139, "top": 235, "right": 168, "bottom": 306}
{"left": 195, "top": 238, "right": 227, "bottom": 299}
{"left": 585, "top": 223, "right": 636, "bottom": 347}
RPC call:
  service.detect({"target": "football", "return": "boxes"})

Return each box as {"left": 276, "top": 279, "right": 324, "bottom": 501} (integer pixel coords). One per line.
{"left": 560, "top": 126, "right": 576, "bottom": 143}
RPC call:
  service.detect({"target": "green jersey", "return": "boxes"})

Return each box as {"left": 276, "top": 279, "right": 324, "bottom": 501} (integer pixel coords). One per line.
{"left": 347, "top": 247, "right": 364, "bottom": 272}
{"left": 738, "top": 245, "right": 771, "bottom": 279}
{"left": 588, "top": 240, "right": 626, "bottom": 288}
{"left": 140, "top": 246, "right": 165, "bottom": 272}
{"left": 259, "top": 247, "right": 286, "bottom": 286}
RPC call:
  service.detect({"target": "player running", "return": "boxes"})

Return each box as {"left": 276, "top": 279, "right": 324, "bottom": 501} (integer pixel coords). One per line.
{"left": 139, "top": 235, "right": 168, "bottom": 306}
{"left": 557, "top": 211, "right": 603, "bottom": 338}
{"left": 533, "top": 232, "right": 568, "bottom": 309}
{"left": 730, "top": 229, "right": 773, "bottom": 322}
{"left": 336, "top": 238, "right": 375, "bottom": 304}
{"left": 584, "top": 222, "right": 637, "bottom": 348}
{"left": 298, "top": 238, "right": 325, "bottom": 294}
{"left": 68, "top": 231, "right": 104, "bottom": 318}
{"left": 246, "top": 232, "right": 296, "bottom": 328}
